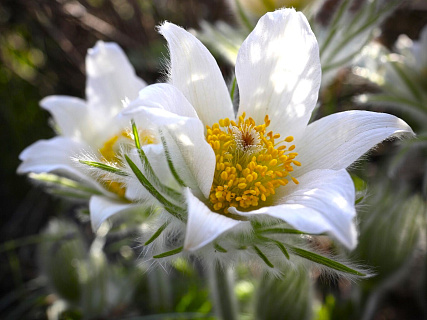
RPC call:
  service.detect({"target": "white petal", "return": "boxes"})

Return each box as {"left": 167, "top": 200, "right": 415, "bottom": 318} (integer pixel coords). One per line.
{"left": 229, "top": 169, "right": 357, "bottom": 249}
{"left": 125, "top": 83, "right": 199, "bottom": 119}
{"left": 86, "top": 41, "right": 146, "bottom": 118}
{"left": 17, "top": 137, "right": 98, "bottom": 188}
{"left": 122, "top": 106, "right": 216, "bottom": 198}
{"left": 295, "top": 111, "right": 414, "bottom": 176}
{"left": 40, "top": 96, "right": 88, "bottom": 139}
{"left": 236, "top": 8, "right": 321, "bottom": 141}
{"left": 184, "top": 189, "right": 244, "bottom": 251}
{"left": 159, "top": 22, "right": 234, "bottom": 126}
{"left": 90, "top": 195, "right": 140, "bottom": 231}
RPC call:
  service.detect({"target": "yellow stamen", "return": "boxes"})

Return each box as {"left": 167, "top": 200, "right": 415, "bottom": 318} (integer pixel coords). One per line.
{"left": 98, "top": 129, "right": 157, "bottom": 198}
{"left": 206, "top": 114, "right": 300, "bottom": 214}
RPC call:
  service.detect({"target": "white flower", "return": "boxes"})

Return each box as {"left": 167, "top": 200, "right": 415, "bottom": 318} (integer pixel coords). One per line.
{"left": 18, "top": 41, "right": 149, "bottom": 230}
{"left": 118, "top": 9, "right": 412, "bottom": 257}
{"left": 79, "top": 10, "right": 411, "bottom": 275}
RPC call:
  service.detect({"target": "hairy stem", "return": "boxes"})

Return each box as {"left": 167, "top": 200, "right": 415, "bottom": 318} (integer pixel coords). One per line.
{"left": 208, "top": 262, "right": 238, "bottom": 320}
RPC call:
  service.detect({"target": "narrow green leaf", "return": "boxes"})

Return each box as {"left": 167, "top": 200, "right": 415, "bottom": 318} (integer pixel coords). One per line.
{"left": 256, "top": 235, "right": 290, "bottom": 260}
{"left": 258, "top": 228, "right": 307, "bottom": 235}
{"left": 125, "top": 155, "right": 186, "bottom": 221}
{"left": 389, "top": 61, "right": 423, "bottom": 101}
{"left": 214, "top": 243, "right": 227, "bottom": 253}
{"left": 234, "top": 0, "right": 253, "bottom": 31}
{"left": 131, "top": 121, "right": 183, "bottom": 199}
{"left": 144, "top": 222, "right": 169, "bottom": 246}
{"left": 131, "top": 119, "right": 142, "bottom": 149}
{"left": 274, "top": 241, "right": 290, "bottom": 260}
{"left": 230, "top": 76, "right": 237, "bottom": 101}
{"left": 159, "top": 129, "right": 186, "bottom": 187}
{"left": 29, "top": 172, "right": 102, "bottom": 195}
{"left": 153, "top": 246, "right": 183, "bottom": 258}
{"left": 253, "top": 245, "right": 274, "bottom": 268}
{"left": 79, "top": 160, "right": 128, "bottom": 176}
{"left": 319, "top": 0, "right": 351, "bottom": 56}
{"left": 290, "top": 247, "right": 365, "bottom": 276}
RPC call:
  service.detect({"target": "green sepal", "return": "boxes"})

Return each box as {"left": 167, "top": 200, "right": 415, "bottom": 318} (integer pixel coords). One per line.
{"left": 79, "top": 160, "right": 128, "bottom": 176}
{"left": 153, "top": 246, "right": 183, "bottom": 259}
{"left": 289, "top": 246, "right": 365, "bottom": 276}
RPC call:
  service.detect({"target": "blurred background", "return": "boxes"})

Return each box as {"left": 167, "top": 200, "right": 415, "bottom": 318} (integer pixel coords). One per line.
{"left": 1, "top": 0, "right": 427, "bottom": 319}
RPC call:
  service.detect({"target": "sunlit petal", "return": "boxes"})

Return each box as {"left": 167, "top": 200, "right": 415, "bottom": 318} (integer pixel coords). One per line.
{"left": 236, "top": 8, "right": 321, "bottom": 142}
{"left": 184, "top": 188, "right": 246, "bottom": 251}
{"left": 295, "top": 111, "right": 414, "bottom": 176}
{"left": 40, "top": 96, "right": 88, "bottom": 139}
{"left": 229, "top": 169, "right": 357, "bottom": 249}
{"left": 90, "top": 195, "right": 141, "bottom": 231}
{"left": 86, "top": 41, "right": 146, "bottom": 119}
{"left": 159, "top": 22, "right": 234, "bottom": 126}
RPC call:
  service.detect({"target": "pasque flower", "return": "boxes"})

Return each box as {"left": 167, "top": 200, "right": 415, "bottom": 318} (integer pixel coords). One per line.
{"left": 88, "top": 9, "right": 412, "bottom": 271}
{"left": 18, "top": 41, "right": 149, "bottom": 229}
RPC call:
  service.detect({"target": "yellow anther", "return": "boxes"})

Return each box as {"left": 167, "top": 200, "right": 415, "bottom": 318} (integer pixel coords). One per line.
{"left": 221, "top": 171, "right": 228, "bottom": 180}
{"left": 238, "top": 183, "right": 247, "bottom": 189}
{"left": 269, "top": 159, "right": 278, "bottom": 166}
{"left": 291, "top": 177, "right": 299, "bottom": 184}
{"left": 207, "top": 114, "right": 300, "bottom": 213}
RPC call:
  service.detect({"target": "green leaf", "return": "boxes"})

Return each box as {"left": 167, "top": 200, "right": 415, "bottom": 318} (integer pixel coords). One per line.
{"left": 159, "top": 128, "right": 186, "bottom": 187}
{"left": 289, "top": 247, "right": 365, "bottom": 276}
{"left": 153, "top": 246, "right": 183, "bottom": 259}
{"left": 124, "top": 155, "right": 186, "bottom": 221}
{"left": 79, "top": 160, "right": 128, "bottom": 176}
{"left": 234, "top": 0, "right": 254, "bottom": 32}
{"left": 253, "top": 245, "right": 274, "bottom": 268}
{"left": 131, "top": 120, "right": 183, "bottom": 199}
{"left": 257, "top": 227, "right": 307, "bottom": 235}
{"left": 144, "top": 222, "right": 169, "bottom": 246}
{"left": 29, "top": 172, "right": 102, "bottom": 195}
{"left": 230, "top": 76, "right": 237, "bottom": 101}
{"left": 269, "top": 239, "right": 289, "bottom": 260}
{"left": 256, "top": 235, "right": 290, "bottom": 260}
{"left": 214, "top": 243, "right": 227, "bottom": 253}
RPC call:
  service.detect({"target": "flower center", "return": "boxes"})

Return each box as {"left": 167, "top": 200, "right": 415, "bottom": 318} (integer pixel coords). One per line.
{"left": 206, "top": 113, "right": 300, "bottom": 214}
{"left": 99, "top": 129, "right": 157, "bottom": 197}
